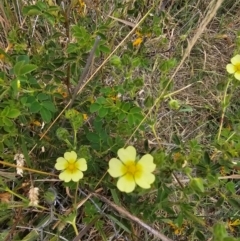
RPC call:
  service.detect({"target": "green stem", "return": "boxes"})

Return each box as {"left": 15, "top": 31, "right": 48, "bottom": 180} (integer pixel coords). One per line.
{"left": 72, "top": 221, "right": 79, "bottom": 236}
{"left": 217, "top": 78, "right": 232, "bottom": 141}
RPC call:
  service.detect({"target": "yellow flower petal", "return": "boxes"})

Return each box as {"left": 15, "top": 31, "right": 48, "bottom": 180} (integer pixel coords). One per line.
{"left": 56, "top": 151, "right": 87, "bottom": 182}
{"left": 64, "top": 151, "right": 77, "bottom": 162}
{"left": 108, "top": 158, "right": 124, "bottom": 177}
{"left": 234, "top": 71, "right": 240, "bottom": 80}
{"left": 59, "top": 170, "right": 72, "bottom": 182}
{"left": 118, "top": 146, "right": 136, "bottom": 163}
{"left": 117, "top": 174, "right": 136, "bottom": 193}
{"left": 226, "top": 64, "right": 236, "bottom": 74}
{"left": 133, "top": 37, "right": 143, "bottom": 47}
{"left": 135, "top": 172, "right": 155, "bottom": 189}
{"left": 71, "top": 169, "right": 83, "bottom": 182}
{"left": 75, "top": 158, "right": 87, "bottom": 171}
{"left": 137, "top": 154, "right": 156, "bottom": 172}
{"left": 55, "top": 157, "right": 68, "bottom": 170}
{"left": 231, "top": 54, "right": 240, "bottom": 65}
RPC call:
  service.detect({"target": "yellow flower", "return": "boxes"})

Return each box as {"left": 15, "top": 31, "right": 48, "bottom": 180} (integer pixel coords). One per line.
{"left": 55, "top": 151, "right": 87, "bottom": 182}
{"left": 108, "top": 146, "right": 156, "bottom": 193}
{"left": 83, "top": 114, "right": 88, "bottom": 120}
{"left": 226, "top": 54, "right": 240, "bottom": 80}
{"left": 228, "top": 219, "right": 240, "bottom": 233}
{"left": 133, "top": 37, "right": 143, "bottom": 47}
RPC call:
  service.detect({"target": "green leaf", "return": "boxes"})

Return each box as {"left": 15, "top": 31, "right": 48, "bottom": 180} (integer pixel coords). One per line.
{"left": 226, "top": 182, "right": 236, "bottom": 194}
{"left": 42, "top": 101, "right": 56, "bottom": 112}
{"left": 127, "top": 114, "right": 134, "bottom": 126}
{"left": 228, "top": 198, "right": 240, "bottom": 209}
{"left": 130, "top": 107, "right": 141, "bottom": 113}
{"left": 7, "top": 109, "right": 20, "bottom": 118}
{"left": 13, "top": 61, "right": 25, "bottom": 76}
{"left": 13, "top": 61, "right": 38, "bottom": 76}
{"left": 98, "top": 107, "right": 108, "bottom": 117}
{"left": 86, "top": 132, "right": 99, "bottom": 143}
{"left": 110, "top": 189, "right": 121, "bottom": 206}
{"left": 36, "top": 1, "right": 48, "bottom": 10}
{"left": 67, "top": 43, "right": 79, "bottom": 53}
{"left": 96, "top": 97, "right": 106, "bottom": 104}
{"left": 213, "top": 223, "right": 227, "bottom": 241}
{"left": 40, "top": 108, "right": 52, "bottom": 123}
{"left": 29, "top": 101, "right": 42, "bottom": 113}
{"left": 90, "top": 103, "right": 101, "bottom": 113}
{"left": 118, "top": 112, "right": 126, "bottom": 121}
{"left": 196, "top": 231, "right": 205, "bottom": 240}
{"left": 99, "top": 45, "right": 111, "bottom": 53}
{"left": 3, "top": 117, "right": 13, "bottom": 127}
{"left": 106, "top": 214, "right": 131, "bottom": 234}
{"left": 23, "top": 6, "right": 42, "bottom": 15}
{"left": 122, "top": 102, "right": 131, "bottom": 112}
{"left": 1, "top": 106, "right": 10, "bottom": 116}
{"left": 19, "top": 64, "right": 38, "bottom": 76}
{"left": 184, "top": 209, "right": 205, "bottom": 226}
{"left": 37, "top": 93, "right": 49, "bottom": 101}
{"left": 190, "top": 178, "right": 205, "bottom": 193}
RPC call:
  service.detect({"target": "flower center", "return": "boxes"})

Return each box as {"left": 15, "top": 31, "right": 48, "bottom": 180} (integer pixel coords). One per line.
{"left": 236, "top": 63, "right": 240, "bottom": 72}
{"left": 123, "top": 161, "right": 142, "bottom": 178}
{"left": 126, "top": 162, "right": 137, "bottom": 175}
{"left": 68, "top": 163, "right": 75, "bottom": 171}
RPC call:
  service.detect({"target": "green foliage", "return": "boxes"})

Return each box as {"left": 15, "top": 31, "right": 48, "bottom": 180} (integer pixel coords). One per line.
{"left": 0, "top": 0, "right": 240, "bottom": 240}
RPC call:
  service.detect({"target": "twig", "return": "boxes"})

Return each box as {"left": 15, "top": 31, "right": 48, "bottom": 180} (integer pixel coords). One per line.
{"left": 68, "top": 36, "right": 101, "bottom": 109}
{"left": 93, "top": 192, "right": 173, "bottom": 241}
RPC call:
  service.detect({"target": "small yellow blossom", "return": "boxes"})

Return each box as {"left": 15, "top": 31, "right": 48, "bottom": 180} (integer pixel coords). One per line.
{"left": 226, "top": 54, "right": 240, "bottom": 80}
{"left": 228, "top": 219, "right": 240, "bottom": 233}
{"left": 168, "top": 222, "right": 185, "bottom": 235}
{"left": 55, "top": 151, "right": 87, "bottom": 182}
{"left": 83, "top": 114, "right": 88, "bottom": 120}
{"left": 133, "top": 37, "right": 143, "bottom": 47}
{"left": 108, "top": 146, "right": 156, "bottom": 193}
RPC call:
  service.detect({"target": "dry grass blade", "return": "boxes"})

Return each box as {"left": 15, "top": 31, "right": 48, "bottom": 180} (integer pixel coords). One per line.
{"left": 126, "top": 0, "right": 225, "bottom": 145}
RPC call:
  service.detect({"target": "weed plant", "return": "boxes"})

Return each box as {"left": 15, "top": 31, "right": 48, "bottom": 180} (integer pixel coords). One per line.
{"left": 0, "top": 0, "right": 240, "bottom": 240}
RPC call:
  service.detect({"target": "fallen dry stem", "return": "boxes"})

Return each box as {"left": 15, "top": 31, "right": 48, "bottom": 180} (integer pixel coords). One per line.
{"left": 93, "top": 192, "right": 173, "bottom": 241}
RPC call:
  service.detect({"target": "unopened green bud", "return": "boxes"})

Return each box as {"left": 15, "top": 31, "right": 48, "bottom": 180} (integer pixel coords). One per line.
{"left": 110, "top": 55, "right": 121, "bottom": 67}
{"left": 169, "top": 99, "right": 180, "bottom": 110}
